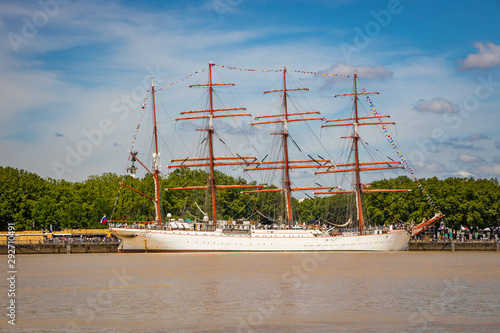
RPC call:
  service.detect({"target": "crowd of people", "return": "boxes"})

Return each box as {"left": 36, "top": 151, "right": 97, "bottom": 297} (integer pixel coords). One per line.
{"left": 32, "top": 236, "right": 120, "bottom": 244}
{"left": 412, "top": 228, "right": 500, "bottom": 242}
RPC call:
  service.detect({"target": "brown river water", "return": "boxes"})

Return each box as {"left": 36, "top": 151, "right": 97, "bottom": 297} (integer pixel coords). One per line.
{"left": 1, "top": 252, "right": 499, "bottom": 332}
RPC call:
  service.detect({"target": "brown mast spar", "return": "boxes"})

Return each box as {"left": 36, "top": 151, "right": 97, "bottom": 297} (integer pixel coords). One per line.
{"left": 243, "top": 67, "right": 337, "bottom": 226}
{"left": 110, "top": 77, "right": 164, "bottom": 226}
{"left": 167, "top": 61, "right": 263, "bottom": 226}
{"left": 151, "top": 79, "right": 163, "bottom": 225}
{"left": 314, "top": 72, "right": 409, "bottom": 235}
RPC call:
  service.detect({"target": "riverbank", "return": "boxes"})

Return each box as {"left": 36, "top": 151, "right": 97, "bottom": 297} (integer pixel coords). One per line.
{"left": 408, "top": 240, "right": 500, "bottom": 251}
{"left": 0, "top": 242, "right": 120, "bottom": 254}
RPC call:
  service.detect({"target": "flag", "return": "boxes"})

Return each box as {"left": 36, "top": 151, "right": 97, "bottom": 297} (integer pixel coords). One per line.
{"left": 100, "top": 216, "right": 108, "bottom": 224}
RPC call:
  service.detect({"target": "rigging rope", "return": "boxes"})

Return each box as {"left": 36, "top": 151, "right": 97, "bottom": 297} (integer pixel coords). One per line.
{"left": 364, "top": 94, "right": 439, "bottom": 211}
{"left": 110, "top": 88, "right": 150, "bottom": 220}
{"left": 111, "top": 68, "right": 210, "bottom": 221}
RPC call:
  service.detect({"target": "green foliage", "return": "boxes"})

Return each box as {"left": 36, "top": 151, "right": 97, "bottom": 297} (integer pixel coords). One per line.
{"left": 364, "top": 176, "right": 500, "bottom": 229}
{"left": 0, "top": 167, "right": 121, "bottom": 231}
{"left": 0, "top": 166, "right": 498, "bottom": 231}
{"left": 0, "top": 167, "right": 46, "bottom": 230}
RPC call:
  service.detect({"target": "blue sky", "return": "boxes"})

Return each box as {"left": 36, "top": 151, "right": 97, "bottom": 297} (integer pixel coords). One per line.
{"left": 1, "top": 0, "right": 500, "bottom": 185}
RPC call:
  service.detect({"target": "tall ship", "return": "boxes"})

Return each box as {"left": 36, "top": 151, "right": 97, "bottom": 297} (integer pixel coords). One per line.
{"left": 109, "top": 62, "right": 443, "bottom": 252}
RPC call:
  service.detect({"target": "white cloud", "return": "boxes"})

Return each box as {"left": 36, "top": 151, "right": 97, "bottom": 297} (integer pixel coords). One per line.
{"left": 458, "top": 153, "right": 484, "bottom": 163}
{"left": 476, "top": 164, "right": 500, "bottom": 176}
{"left": 413, "top": 161, "right": 445, "bottom": 173}
{"left": 321, "top": 62, "right": 392, "bottom": 80}
{"left": 413, "top": 97, "right": 460, "bottom": 113}
{"left": 459, "top": 42, "right": 500, "bottom": 70}
{"left": 453, "top": 171, "right": 474, "bottom": 178}
{"left": 1, "top": 1, "right": 499, "bottom": 183}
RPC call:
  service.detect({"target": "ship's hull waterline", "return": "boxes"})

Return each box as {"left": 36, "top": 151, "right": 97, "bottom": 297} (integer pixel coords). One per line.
{"left": 110, "top": 227, "right": 416, "bottom": 252}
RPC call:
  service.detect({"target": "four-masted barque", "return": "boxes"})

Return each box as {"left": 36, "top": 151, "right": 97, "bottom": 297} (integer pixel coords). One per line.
{"left": 109, "top": 62, "right": 443, "bottom": 252}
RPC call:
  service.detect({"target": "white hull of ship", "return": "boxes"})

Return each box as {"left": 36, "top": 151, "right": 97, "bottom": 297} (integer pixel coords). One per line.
{"left": 110, "top": 227, "right": 414, "bottom": 252}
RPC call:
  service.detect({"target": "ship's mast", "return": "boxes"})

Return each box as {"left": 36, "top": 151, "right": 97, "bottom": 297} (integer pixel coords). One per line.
{"left": 352, "top": 73, "right": 363, "bottom": 234}
{"left": 110, "top": 77, "right": 165, "bottom": 226}
{"left": 168, "top": 62, "right": 263, "bottom": 225}
{"left": 280, "top": 68, "right": 294, "bottom": 222}
{"left": 244, "top": 67, "right": 335, "bottom": 226}
{"left": 316, "top": 72, "right": 409, "bottom": 234}
{"left": 151, "top": 78, "right": 163, "bottom": 226}
{"left": 207, "top": 62, "right": 217, "bottom": 223}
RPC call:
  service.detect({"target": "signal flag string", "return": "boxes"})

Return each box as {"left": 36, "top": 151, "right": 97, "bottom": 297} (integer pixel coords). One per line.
{"left": 110, "top": 68, "right": 205, "bottom": 220}
{"left": 110, "top": 88, "right": 150, "bottom": 219}
{"left": 212, "top": 63, "right": 351, "bottom": 78}
{"left": 156, "top": 69, "right": 206, "bottom": 91}
{"left": 364, "top": 93, "right": 439, "bottom": 211}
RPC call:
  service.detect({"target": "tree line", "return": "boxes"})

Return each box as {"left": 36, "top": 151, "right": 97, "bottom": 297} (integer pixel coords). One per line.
{"left": 1, "top": 166, "right": 498, "bottom": 231}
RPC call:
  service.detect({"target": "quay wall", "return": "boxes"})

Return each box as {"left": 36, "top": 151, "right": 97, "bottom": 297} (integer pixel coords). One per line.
{"left": 0, "top": 242, "right": 120, "bottom": 254}
{"left": 408, "top": 241, "right": 499, "bottom": 251}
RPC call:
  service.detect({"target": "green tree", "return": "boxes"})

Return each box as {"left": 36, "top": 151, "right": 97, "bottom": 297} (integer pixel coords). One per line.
{"left": 1, "top": 165, "right": 499, "bottom": 231}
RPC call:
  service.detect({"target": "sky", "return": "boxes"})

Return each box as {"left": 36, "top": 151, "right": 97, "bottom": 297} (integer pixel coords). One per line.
{"left": 1, "top": 0, "right": 500, "bottom": 185}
